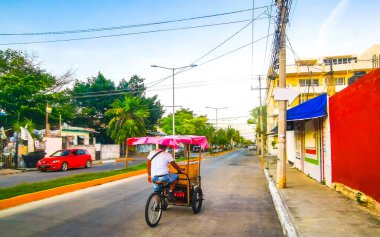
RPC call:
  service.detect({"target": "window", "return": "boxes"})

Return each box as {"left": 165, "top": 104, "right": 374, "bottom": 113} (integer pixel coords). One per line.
{"left": 299, "top": 79, "right": 319, "bottom": 87}
{"left": 335, "top": 77, "right": 345, "bottom": 85}
{"left": 77, "top": 136, "right": 84, "bottom": 145}
{"left": 78, "top": 150, "right": 86, "bottom": 155}
{"left": 324, "top": 57, "right": 356, "bottom": 65}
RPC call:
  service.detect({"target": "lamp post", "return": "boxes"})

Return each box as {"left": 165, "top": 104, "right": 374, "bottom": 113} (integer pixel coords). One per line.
{"left": 151, "top": 64, "right": 197, "bottom": 135}
{"left": 205, "top": 106, "right": 228, "bottom": 130}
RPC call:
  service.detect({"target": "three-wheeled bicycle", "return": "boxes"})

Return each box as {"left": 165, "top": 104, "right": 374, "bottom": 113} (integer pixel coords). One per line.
{"left": 127, "top": 135, "right": 208, "bottom": 227}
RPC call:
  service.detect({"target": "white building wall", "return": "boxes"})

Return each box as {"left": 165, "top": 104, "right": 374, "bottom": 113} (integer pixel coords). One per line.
{"left": 73, "top": 145, "right": 96, "bottom": 160}
{"left": 100, "top": 145, "right": 120, "bottom": 160}
{"left": 267, "top": 136, "right": 278, "bottom": 155}
{"left": 286, "top": 131, "right": 296, "bottom": 164}
{"left": 294, "top": 122, "right": 303, "bottom": 170}
{"left": 44, "top": 137, "right": 62, "bottom": 157}
{"left": 303, "top": 120, "right": 321, "bottom": 182}
{"left": 324, "top": 105, "right": 333, "bottom": 185}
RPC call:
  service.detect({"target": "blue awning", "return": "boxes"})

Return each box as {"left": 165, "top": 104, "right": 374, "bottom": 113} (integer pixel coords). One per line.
{"left": 287, "top": 93, "right": 327, "bottom": 121}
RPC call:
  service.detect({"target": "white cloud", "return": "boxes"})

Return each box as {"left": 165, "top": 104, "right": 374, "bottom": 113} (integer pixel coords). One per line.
{"left": 315, "top": 0, "right": 349, "bottom": 56}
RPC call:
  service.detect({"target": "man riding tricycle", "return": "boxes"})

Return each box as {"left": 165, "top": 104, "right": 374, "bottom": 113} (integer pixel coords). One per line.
{"left": 127, "top": 135, "right": 208, "bottom": 227}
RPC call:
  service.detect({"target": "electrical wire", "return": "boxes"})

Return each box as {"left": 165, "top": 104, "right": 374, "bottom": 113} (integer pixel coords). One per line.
{"left": 197, "top": 33, "right": 273, "bottom": 67}
{"left": 0, "top": 7, "right": 269, "bottom": 36}
{"left": 73, "top": 31, "right": 273, "bottom": 99}
{"left": 0, "top": 19, "right": 261, "bottom": 46}
{"left": 73, "top": 75, "right": 255, "bottom": 98}
{"left": 145, "top": 9, "right": 270, "bottom": 89}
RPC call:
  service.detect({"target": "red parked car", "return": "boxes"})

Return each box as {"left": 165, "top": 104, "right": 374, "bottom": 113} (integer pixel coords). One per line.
{"left": 36, "top": 149, "right": 92, "bottom": 172}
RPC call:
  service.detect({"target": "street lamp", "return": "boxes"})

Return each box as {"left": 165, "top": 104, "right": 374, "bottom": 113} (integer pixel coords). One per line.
{"left": 205, "top": 106, "right": 228, "bottom": 130}
{"left": 151, "top": 64, "right": 197, "bottom": 135}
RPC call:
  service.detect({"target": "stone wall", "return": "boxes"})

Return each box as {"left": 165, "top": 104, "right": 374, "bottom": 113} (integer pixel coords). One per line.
{"left": 100, "top": 144, "right": 120, "bottom": 160}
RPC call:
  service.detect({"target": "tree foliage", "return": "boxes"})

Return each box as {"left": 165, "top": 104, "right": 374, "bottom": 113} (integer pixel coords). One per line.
{"left": 247, "top": 105, "right": 267, "bottom": 135}
{"left": 159, "top": 108, "right": 207, "bottom": 135}
{"left": 105, "top": 95, "right": 150, "bottom": 143}
{"left": 71, "top": 74, "right": 164, "bottom": 143}
{"left": 0, "top": 49, "right": 73, "bottom": 129}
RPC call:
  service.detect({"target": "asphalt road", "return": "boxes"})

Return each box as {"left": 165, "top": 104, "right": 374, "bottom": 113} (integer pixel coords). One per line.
{"left": 0, "top": 149, "right": 283, "bottom": 237}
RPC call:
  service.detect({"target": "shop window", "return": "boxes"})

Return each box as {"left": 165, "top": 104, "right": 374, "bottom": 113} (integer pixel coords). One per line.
{"left": 77, "top": 136, "right": 84, "bottom": 145}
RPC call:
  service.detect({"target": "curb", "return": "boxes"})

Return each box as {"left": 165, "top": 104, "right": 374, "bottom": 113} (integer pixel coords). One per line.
{"left": 264, "top": 169, "right": 299, "bottom": 237}
{"left": 92, "top": 158, "right": 136, "bottom": 165}
{"left": 0, "top": 169, "right": 147, "bottom": 210}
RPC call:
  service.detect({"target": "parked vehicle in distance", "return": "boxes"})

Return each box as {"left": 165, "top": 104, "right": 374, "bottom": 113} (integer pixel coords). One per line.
{"left": 36, "top": 149, "right": 92, "bottom": 172}
{"left": 167, "top": 147, "right": 184, "bottom": 158}
{"left": 22, "top": 151, "right": 46, "bottom": 168}
{"left": 192, "top": 146, "right": 201, "bottom": 152}
{"left": 249, "top": 145, "right": 257, "bottom": 151}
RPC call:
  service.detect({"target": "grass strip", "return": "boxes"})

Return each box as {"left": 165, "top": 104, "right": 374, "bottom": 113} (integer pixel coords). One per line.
{"left": 0, "top": 163, "right": 147, "bottom": 200}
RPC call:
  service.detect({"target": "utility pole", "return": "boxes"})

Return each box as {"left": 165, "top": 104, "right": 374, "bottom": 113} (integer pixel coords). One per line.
{"left": 327, "top": 58, "right": 336, "bottom": 96}
{"left": 251, "top": 80, "right": 267, "bottom": 158}
{"left": 206, "top": 107, "right": 228, "bottom": 130}
{"left": 258, "top": 76, "right": 265, "bottom": 164}
{"left": 276, "top": 0, "right": 289, "bottom": 189}
{"left": 45, "top": 104, "right": 51, "bottom": 137}
{"left": 151, "top": 64, "right": 197, "bottom": 135}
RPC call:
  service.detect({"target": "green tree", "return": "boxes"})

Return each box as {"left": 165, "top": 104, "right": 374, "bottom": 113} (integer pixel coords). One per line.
{"left": 159, "top": 109, "right": 207, "bottom": 135}
{"left": 142, "top": 95, "right": 164, "bottom": 131}
{"left": 214, "top": 128, "right": 228, "bottom": 148}
{"left": 105, "top": 95, "right": 150, "bottom": 162}
{"left": 118, "top": 75, "right": 146, "bottom": 97}
{"left": 247, "top": 105, "right": 267, "bottom": 149}
{"left": 0, "top": 49, "right": 73, "bottom": 129}
{"left": 117, "top": 75, "right": 164, "bottom": 131}
{"left": 72, "top": 72, "right": 117, "bottom": 143}
{"left": 199, "top": 123, "right": 216, "bottom": 153}
{"left": 71, "top": 73, "right": 164, "bottom": 143}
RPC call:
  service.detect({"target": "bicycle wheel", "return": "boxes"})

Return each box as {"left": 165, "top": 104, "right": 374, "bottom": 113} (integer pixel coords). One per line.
{"left": 145, "top": 192, "right": 162, "bottom": 227}
{"left": 191, "top": 187, "right": 203, "bottom": 214}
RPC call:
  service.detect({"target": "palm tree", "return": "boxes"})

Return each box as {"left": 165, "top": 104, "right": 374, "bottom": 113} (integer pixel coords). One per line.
{"left": 105, "top": 95, "right": 149, "bottom": 166}
{"left": 226, "top": 126, "right": 236, "bottom": 148}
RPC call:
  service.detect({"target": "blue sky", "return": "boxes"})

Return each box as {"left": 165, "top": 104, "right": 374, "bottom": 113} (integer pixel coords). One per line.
{"left": 1, "top": 0, "right": 379, "bottom": 140}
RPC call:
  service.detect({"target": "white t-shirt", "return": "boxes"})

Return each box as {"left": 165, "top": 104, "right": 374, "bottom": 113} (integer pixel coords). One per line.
{"left": 148, "top": 149, "right": 174, "bottom": 177}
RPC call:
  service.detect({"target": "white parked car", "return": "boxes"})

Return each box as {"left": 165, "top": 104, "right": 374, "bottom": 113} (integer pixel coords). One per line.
{"left": 249, "top": 145, "right": 257, "bottom": 151}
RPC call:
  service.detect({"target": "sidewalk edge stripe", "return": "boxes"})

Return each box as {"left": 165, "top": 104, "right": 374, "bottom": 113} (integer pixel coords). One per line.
{"left": 0, "top": 169, "right": 147, "bottom": 210}
{"left": 264, "top": 169, "right": 299, "bottom": 237}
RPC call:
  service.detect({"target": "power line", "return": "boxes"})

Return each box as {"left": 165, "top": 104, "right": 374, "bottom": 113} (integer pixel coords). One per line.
{"left": 144, "top": 9, "right": 270, "bottom": 89}
{"left": 197, "top": 33, "right": 274, "bottom": 67}
{"left": 72, "top": 70, "right": 269, "bottom": 98}
{"left": 72, "top": 74, "right": 256, "bottom": 97}
{"left": 0, "top": 19, "right": 260, "bottom": 46}
{"left": 261, "top": 3, "right": 274, "bottom": 75}
{"left": 0, "top": 7, "right": 269, "bottom": 36}
{"left": 68, "top": 8, "right": 273, "bottom": 99}
{"left": 191, "top": 10, "right": 269, "bottom": 65}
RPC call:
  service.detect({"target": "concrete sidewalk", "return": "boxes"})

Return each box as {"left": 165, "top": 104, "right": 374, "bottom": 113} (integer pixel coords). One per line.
{"left": 264, "top": 155, "right": 380, "bottom": 237}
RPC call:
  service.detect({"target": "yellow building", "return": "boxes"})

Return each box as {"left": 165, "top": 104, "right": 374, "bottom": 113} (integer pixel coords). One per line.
{"left": 265, "top": 44, "right": 380, "bottom": 183}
